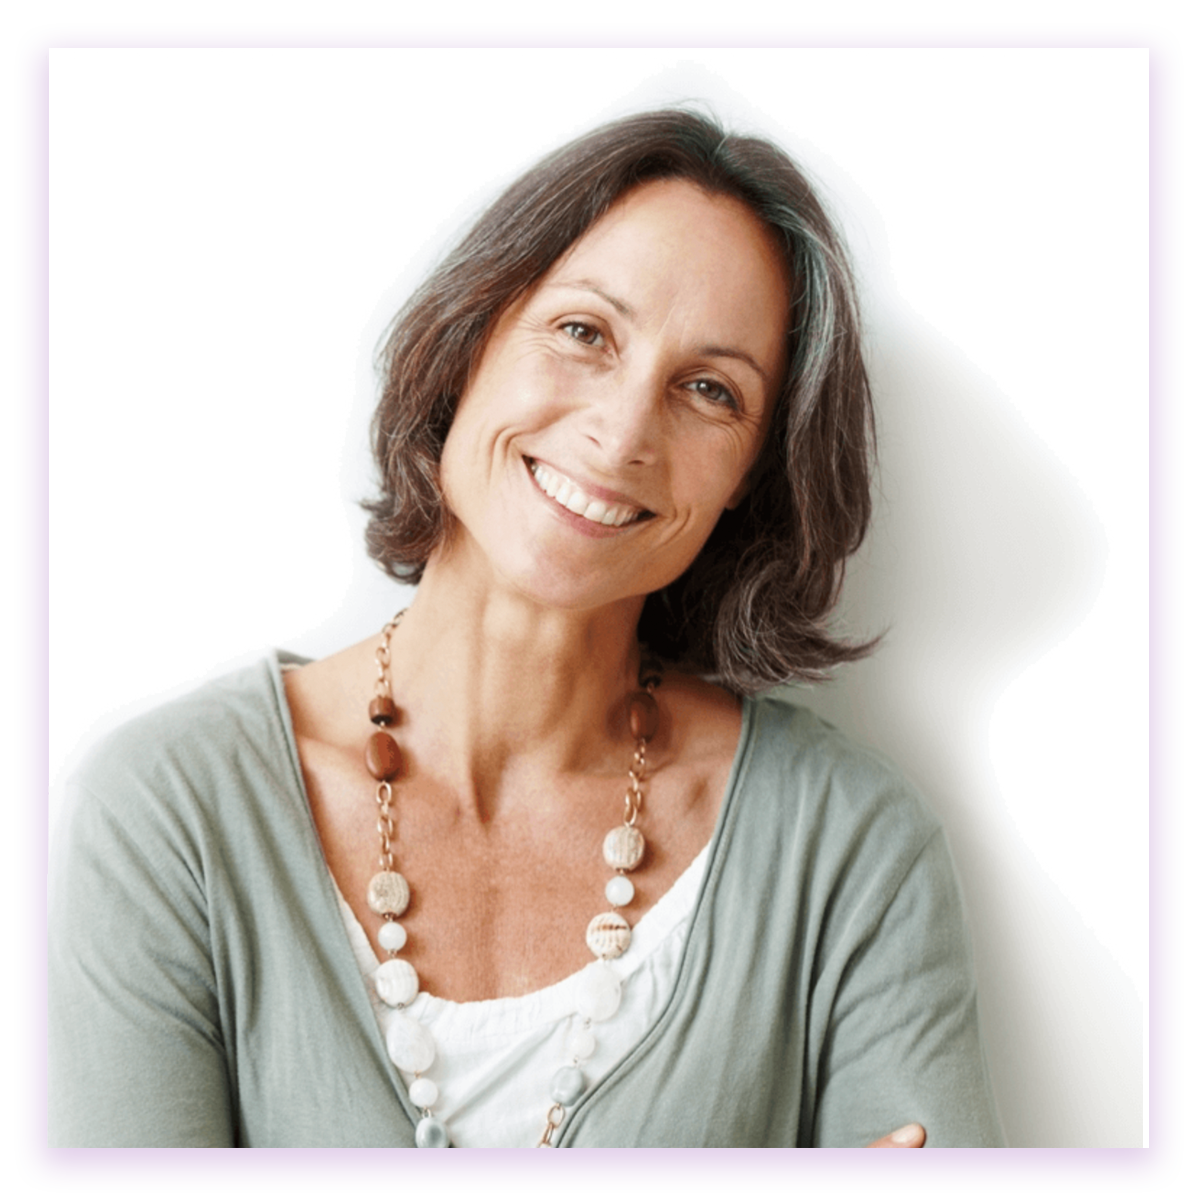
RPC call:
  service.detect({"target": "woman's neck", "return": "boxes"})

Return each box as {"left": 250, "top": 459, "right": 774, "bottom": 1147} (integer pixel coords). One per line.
{"left": 382, "top": 553, "right": 648, "bottom": 818}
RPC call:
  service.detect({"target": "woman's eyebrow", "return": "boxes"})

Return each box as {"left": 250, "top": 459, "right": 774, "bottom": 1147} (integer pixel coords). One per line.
{"left": 699, "top": 345, "right": 769, "bottom": 383}
{"left": 547, "top": 279, "right": 636, "bottom": 319}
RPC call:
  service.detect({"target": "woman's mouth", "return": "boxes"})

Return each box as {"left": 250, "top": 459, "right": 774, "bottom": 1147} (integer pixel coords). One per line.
{"left": 525, "top": 458, "right": 651, "bottom": 528}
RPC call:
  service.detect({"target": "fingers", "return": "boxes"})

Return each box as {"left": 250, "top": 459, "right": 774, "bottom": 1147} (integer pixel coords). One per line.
{"left": 866, "top": 1123, "right": 926, "bottom": 1148}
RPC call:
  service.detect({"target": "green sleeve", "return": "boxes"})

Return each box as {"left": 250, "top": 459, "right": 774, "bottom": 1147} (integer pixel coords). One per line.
{"left": 48, "top": 779, "right": 237, "bottom": 1147}
{"left": 810, "top": 826, "right": 1004, "bottom": 1147}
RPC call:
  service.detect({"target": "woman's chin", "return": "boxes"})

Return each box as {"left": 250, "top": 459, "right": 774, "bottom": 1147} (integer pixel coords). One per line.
{"left": 501, "top": 560, "right": 641, "bottom": 616}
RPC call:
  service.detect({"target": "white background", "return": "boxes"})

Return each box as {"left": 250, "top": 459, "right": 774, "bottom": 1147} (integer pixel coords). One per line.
{"left": 47, "top": 48, "right": 1147, "bottom": 1149}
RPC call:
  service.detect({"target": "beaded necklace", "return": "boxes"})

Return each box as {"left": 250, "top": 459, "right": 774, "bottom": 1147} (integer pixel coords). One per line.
{"left": 360, "top": 611, "right": 661, "bottom": 1148}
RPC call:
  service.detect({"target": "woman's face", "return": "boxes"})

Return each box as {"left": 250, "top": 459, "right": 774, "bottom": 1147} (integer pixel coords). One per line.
{"left": 437, "top": 178, "right": 791, "bottom": 613}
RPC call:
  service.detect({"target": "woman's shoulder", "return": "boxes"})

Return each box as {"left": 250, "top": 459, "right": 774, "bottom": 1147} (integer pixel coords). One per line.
{"left": 734, "top": 689, "right": 943, "bottom": 853}
{"left": 656, "top": 673, "right": 940, "bottom": 862}
{"left": 63, "top": 651, "right": 303, "bottom": 822}
{"left": 714, "top": 693, "right": 960, "bottom": 966}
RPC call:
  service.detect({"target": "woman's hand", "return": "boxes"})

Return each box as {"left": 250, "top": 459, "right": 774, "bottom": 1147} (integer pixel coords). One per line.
{"left": 867, "top": 1123, "right": 926, "bottom": 1148}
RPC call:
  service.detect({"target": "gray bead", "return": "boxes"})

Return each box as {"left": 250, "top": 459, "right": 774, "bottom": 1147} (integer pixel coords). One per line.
{"left": 551, "top": 1064, "right": 587, "bottom": 1107}
{"left": 415, "top": 1115, "right": 450, "bottom": 1148}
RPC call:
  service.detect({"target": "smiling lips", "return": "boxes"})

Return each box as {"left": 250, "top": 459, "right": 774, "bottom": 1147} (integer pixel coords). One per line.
{"left": 527, "top": 459, "right": 648, "bottom": 528}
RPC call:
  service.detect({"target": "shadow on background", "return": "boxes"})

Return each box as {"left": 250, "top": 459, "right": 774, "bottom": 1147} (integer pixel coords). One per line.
{"left": 793, "top": 302, "right": 1142, "bottom": 1147}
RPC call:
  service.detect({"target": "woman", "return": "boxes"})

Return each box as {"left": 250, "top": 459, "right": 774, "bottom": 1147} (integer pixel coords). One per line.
{"left": 48, "top": 110, "right": 1003, "bottom": 1147}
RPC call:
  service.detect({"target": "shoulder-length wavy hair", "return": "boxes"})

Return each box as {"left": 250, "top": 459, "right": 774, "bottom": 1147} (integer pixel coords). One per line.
{"left": 363, "top": 108, "right": 877, "bottom": 694}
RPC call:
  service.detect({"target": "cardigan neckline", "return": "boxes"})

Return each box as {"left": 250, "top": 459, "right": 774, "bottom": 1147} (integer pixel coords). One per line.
{"left": 263, "top": 648, "right": 759, "bottom": 1144}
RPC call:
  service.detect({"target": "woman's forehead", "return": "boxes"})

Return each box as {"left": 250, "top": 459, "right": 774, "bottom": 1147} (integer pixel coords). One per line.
{"left": 555, "top": 178, "right": 783, "bottom": 278}
{"left": 540, "top": 179, "right": 790, "bottom": 375}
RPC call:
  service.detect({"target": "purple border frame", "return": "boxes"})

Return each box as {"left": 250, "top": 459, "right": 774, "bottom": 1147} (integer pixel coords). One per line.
{"left": 21, "top": 18, "right": 1180, "bottom": 1190}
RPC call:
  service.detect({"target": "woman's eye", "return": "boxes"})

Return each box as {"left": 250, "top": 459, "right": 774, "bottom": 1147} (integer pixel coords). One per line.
{"left": 686, "top": 378, "right": 739, "bottom": 410}
{"left": 561, "top": 321, "right": 604, "bottom": 346}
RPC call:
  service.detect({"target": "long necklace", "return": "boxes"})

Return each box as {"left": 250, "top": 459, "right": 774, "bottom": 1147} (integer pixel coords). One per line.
{"left": 361, "top": 611, "right": 662, "bottom": 1148}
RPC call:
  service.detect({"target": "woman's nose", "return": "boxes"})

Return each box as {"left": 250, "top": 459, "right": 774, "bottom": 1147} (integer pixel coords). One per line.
{"left": 580, "top": 368, "right": 662, "bottom": 467}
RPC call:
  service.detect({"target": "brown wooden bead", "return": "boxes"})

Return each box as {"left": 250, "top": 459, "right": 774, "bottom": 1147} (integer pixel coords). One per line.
{"left": 365, "top": 730, "right": 404, "bottom": 781}
{"left": 369, "top": 695, "right": 397, "bottom": 726}
{"left": 628, "top": 691, "right": 659, "bottom": 742}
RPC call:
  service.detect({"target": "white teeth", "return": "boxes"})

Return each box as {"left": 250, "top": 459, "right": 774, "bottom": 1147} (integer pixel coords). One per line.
{"left": 527, "top": 460, "right": 642, "bottom": 528}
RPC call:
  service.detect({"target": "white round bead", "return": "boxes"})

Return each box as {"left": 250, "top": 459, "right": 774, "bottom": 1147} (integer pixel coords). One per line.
{"left": 586, "top": 911, "right": 631, "bottom": 959}
{"left": 605, "top": 875, "right": 635, "bottom": 907}
{"left": 375, "top": 957, "right": 419, "bottom": 1007}
{"left": 379, "top": 921, "right": 408, "bottom": 952}
{"left": 409, "top": 1076, "right": 438, "bottom": 1109}
{"left": 574, "top": 960, "right": 622, "bottom": 1022}
{"left": 386, "top": 1010, "right": 436, "bottom": 1073}
{"left": 568, "top": 1028, "right": 597, "bottom": 1060}
{"left": 602, "top": 825, "right": 645, "bottom": 871}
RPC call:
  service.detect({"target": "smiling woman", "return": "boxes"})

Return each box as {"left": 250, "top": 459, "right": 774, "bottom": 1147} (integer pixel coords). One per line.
{"left": 48, "top": 109, "right": 1004, "bottom": 1148}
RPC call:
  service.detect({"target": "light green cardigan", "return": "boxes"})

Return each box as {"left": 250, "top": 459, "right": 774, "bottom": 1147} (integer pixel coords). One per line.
{"left": 48, "top": 653, "right": 1004, "bottom": 1147}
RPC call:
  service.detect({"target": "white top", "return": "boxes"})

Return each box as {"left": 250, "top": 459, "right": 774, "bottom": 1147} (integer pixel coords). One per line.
{"left": 333, "top": 843, "right": 710, "bottom": 1147}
